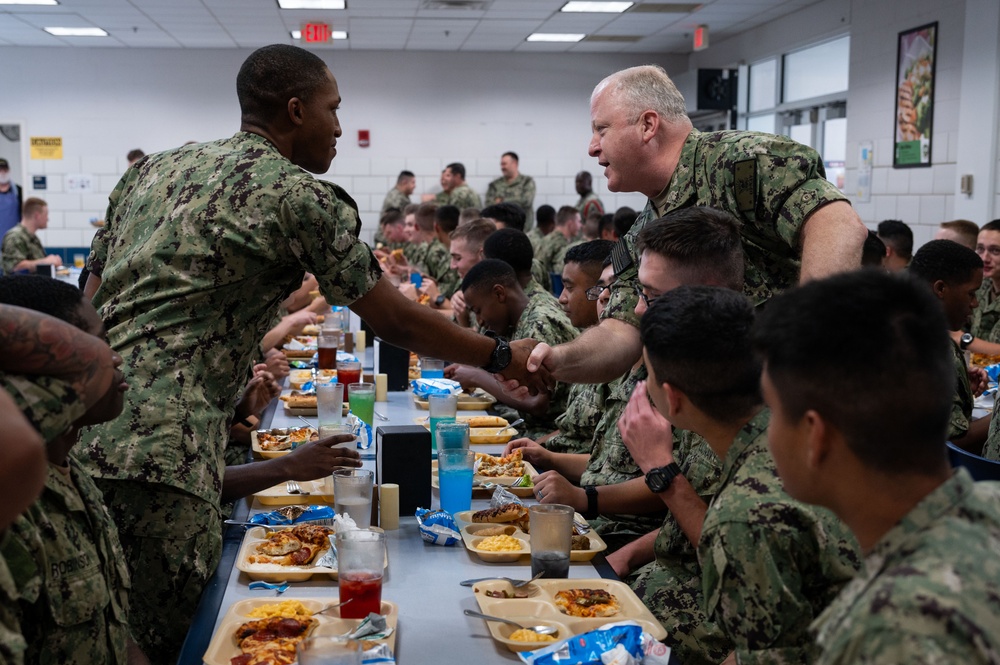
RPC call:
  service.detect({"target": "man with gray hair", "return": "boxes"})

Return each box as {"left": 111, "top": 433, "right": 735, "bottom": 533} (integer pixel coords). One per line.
{"left": 516, "top": 64, "right": 867, "bottom": 388}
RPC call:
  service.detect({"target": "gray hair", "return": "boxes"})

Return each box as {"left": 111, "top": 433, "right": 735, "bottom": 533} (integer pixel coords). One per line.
{"left": 593, "top": 64, "right": 688, "bottom": 122}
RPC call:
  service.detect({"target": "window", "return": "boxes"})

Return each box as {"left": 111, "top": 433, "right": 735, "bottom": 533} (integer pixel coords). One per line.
{"left": 782, "top": 36, "right": 850, "bottom": 103}
{"left": 748, "top": 59, "right": 777, "bottom": 112}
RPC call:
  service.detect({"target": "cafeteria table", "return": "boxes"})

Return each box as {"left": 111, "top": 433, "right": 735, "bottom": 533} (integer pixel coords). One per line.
{"left": 178, "top": 387, "right": 634, "bottom": 665}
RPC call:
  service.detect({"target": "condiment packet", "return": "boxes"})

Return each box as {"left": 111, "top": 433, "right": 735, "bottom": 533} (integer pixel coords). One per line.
{"left": 347, "top": 613, "right": 393, "bottom": 640}
{"left": 490, "top": 486, "right": 524, "bottom": 508}
{"left": 415, "top": 508, "right": 461, "bottom": 546}
{"left": 289, "top": 360, "right": 312, "bottom": 369}
{"left": 410, "top": 378, "right": 461, "bottom": 399}
{"left": 249, "top": 505, "right": 336, "bottom": 525}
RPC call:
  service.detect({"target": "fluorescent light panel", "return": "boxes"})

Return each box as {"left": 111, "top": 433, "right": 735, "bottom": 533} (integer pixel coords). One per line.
{"left": 527, "top": 33, "right": 585, "bottom": 42}
{"left": 291, "top": 30, "right": 348, "bottom": 39}
{"left": 561, "top": 1, "right": 633, "bottom": 12}
{"left": 0, "top": 1, "right": 58, "bottom": 5}
{"left": 45, "top": 26, "right": 108, "bottom": 36}
{"left": 278, "top": 0, "right": 346, "bottom": 9}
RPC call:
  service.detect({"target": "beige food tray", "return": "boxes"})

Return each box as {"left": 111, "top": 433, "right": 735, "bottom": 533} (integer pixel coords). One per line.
{"left": 414, "top": 415, "right": 514, "bottom": 445}
{"left": 253, "top": 478, "right": 334, "bottom": 506}
{"left": 469, "top": 578, "right": 665, "bottom": 652}
{"left": 430, "top": 458, "right": 537, "bottom": 498}
{"left": 235, "top": 526, "right": 388, "bottom": 582}
{"left": 203, "top": 598, "right": 398, "bottom": 665}
{"left": 250, "top": 427, "right": 318, "bottom": 460}
{"left": 413, "top": 390, "right": 496, "bottom": 410}
{"left": 453, "top": 514, "right": 607, "bottom": 563}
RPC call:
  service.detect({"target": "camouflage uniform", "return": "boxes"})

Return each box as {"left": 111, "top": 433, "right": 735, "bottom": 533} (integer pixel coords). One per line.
{"left": 77, "top": 132, "right": 381, "bottom": 662}
{"left": 535, "top": 231, "right": 570, "bottom": 277}
{"left": 948, "top": 340, "right": 974, "bottom": 442}
{"left": 1, "top": 224, "right": 45, "bottom": 274}
{"left": 970, "top": 278, "right": 1000, "bottom": 342}
{"left": 408, "top": 238, "right": 460, "bottom": 298}
{"left": 545, "top": 381, "right": 609, "bottom": 454}
{"left": 486, "top": 174, "right": 536, "bottom": 229}
{"left": 699, "top": 408, "right": 861, "bottom": 664}
{"left": 510, "top": 292, "right": 579, "bottom": 440}
{"left": 2, "top": 452, "right": 132, "bottom": 665}
{"left": 0, "top": 372, "right": 85, "bottom": 443}
{"left": 380, "top": 187, "right": 410, "bottom": 214}
{"left": 552, "top": 238, "right": 585, "bottom": 276}
{"left": 531, "top": 258, "right": 552, "bottom": 293}
{"left": 435, "top": 184, "right": 482, "bottom": 210}
{"left": 604, "top": 130, "right": 849, "bottom": 329}
{"left": 813, "top": 468, "right": 1000, "bottom": 665}
{"left": 526, "top": 228, "right": 547, "bottom": 256}
{"left": 628, "top": 428, "right": 726, "bottom": 665}
{"left": 575, "top": 191, "right": 604, "bottom": 219}
{"left": 984, "top": 396, "right": 1000, "bottom": 461}
{"left": 0, "top": 543, "right": 26, "bottom": 665}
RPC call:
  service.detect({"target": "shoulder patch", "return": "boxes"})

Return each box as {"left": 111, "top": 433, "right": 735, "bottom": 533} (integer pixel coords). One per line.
{"left": 734, "top": 159, "right": 757, "bottom": 213}
{"left": 611, "top": 241, "right": 633, "bottom": 277}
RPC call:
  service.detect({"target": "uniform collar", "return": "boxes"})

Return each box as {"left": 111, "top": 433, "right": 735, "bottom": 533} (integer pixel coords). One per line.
{"left": 649, "top": 128, "right": 700, "bottom": 217}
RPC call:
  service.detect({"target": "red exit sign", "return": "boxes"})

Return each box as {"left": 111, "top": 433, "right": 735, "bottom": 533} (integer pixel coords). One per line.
{"left": 302, "top": 22, "right": 330, "bottom": 43}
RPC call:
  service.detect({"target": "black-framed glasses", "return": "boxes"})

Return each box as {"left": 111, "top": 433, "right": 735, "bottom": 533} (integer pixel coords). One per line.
{"left": 586, "top": 284, "right": 609, "bottom": 301}
{"left": 634, "top": 283, "right": 657, "bottom": 308}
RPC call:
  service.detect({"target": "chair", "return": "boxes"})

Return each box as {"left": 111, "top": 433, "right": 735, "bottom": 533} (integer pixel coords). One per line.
{"left": 945, "top": 442, "right": 1000, "bottom": 482}
{"left": 549, "top": 272, "right": 564, "bottom": 297}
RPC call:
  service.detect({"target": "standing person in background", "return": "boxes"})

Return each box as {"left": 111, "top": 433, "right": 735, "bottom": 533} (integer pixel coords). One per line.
{"left": 574, "top": 171, "right": 604, "bottom": 219}
{"left": 935, "top": 219, "right": 979, "bottom": 250}
{"left": 486, "top": 152, "right": 536, "bottom": 230}
{"left": 876, "top": 219, "right": 913, "bottom": 272}
{"left": 0, "top": 158, "right": 21, "bottom": 238}
{"left": 1, "top": 198, "right": 62, "bottom": 274}
{"left": 435, "top": 163, "right": 481, "bottom": 209}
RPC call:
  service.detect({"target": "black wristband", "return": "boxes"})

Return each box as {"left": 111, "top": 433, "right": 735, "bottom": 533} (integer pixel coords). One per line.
{"left": 236, "top": 416, "right": 256, "bottom": 428}
{"left": 583, "top": 485, "right": 599, "bottom": 519}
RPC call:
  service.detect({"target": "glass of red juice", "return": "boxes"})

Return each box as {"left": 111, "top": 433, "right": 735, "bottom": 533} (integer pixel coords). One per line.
{"left": 318, "top": 332, "right": 339, "bottom": 370}
{"left": 337, "top": 360, "right": 363, "bottom": 400}
{"left": 336, "top": 529, "right": 385, "bottom": 618}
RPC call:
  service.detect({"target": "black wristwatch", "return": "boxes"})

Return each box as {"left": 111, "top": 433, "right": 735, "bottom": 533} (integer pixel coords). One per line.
{"left": 960, "top": 332, "right": 974, "bottom": 350}
{"left": 434, "top": 294, "right": 446, "bottom": 308}
{"left": 645, "top": 463, "right": 682, "bottom": 494}
{"left": 482, "top": 331, "right": 513, "bottom": 374}
{"left": 583, "top": 485, "right": 599, "bottom": 519}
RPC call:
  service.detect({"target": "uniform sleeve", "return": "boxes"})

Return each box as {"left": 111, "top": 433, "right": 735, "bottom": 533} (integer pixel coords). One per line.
{"left": 1, "top": 231, "right": 26, "bottom": 273}
{"left": 0, "top": 374, "right": 86, "bottom": 443}
{"left": 820, "top": 629, "right": 965, "bottom": 665}
{"left": 515, "top": 177, "right": 536, "bottom": 211}
{"left": 947, "top": 346, "right": 972, "bottom": 441}
{"left": 281, "top": 180, "right": 381, "bottom": 307}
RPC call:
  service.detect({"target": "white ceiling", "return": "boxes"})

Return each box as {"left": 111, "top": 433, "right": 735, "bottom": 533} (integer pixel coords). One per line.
{"left": 0, "top": 0, "right": 823, "bottom": 53}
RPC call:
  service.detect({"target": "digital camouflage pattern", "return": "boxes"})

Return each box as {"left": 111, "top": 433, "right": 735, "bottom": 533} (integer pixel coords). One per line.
{"left": 0, "top": 372, "right": 85, "bottom": 443}
{"left": 95, "top": 479, "right": 221, "bottom": 664}
{"left": 435, "top": 184, "right": 482, "bottom": 210}
{"left": 535, "top": 231, "right": 570, "bottom": 277}
{"left": 970, "top": 278, "right": 1000, "bottom": 342}
{"left": 813, "top": 468, "right": 1000, "bottom": 665}
{"left": 380, "top": 186, "right": 410, "bottom": 214}
{"left": 407, "top": 237, "right": 460, "bottom": 298}
{"left": 486, "top": 174, "right": 536, "bottom": 229}
{"left": 948, "top": 340, "right": 974, "bottom": 442}
{"left": 984, "top": 393, "right": 1000, "bottom": 461}
{"left": 526, "top": 228, "right": 548, "bottom": 256}
{"left": 699, "top": 408, "right": 861, "bottom": 665}
{"left": 0, "top": 540, "right": 26, "bottom": 665}
{"left": 627, "top": 428, "right": 725, "bottom": 665}
{"left": 546, "top": 381, "right": 609, "bottom": 454}
{"left": 1, "top": 224, "right": 45, "bottom": 274}
{"left": 552, "top": 238, "right": 585, "bottom": 276}
{"left": 2, "top": 453, "right": 132, "bottom": 665}
{"left": 604, "top": 130, "right": 849, "bottom": 329}
{"left": 576, "top": 191, "right": 604, "bottom": 220}
{"left": 79, "top": 132, "right": 380, "bottom": 507}
{"left": 530, "top": 258, "right": 552, "bottom": 293}
{"left": 510, "top": 292, "right": 578, "bottom": 440}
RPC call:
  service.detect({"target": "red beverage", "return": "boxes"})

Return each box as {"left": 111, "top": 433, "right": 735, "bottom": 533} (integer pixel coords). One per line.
{"left": 317, "top": 346, "right": 337, "bottom": 370}
{"left": 339, "top": 572, "right": 382, "bottom": 618}
{"left": 338, "top": 368, "right": 362, "bottom": 399}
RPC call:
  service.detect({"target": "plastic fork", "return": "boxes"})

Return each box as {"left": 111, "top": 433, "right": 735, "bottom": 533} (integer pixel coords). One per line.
{"left": 286, "top": 480, "right": 308, "bottom": 495}
{"left": 459, "top": 572, "right": 543, "bottom": 588}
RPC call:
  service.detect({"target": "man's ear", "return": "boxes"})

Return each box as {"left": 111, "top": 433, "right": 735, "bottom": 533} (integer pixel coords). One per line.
{"left": 932, "top": 279, "right": 948, "bottom": 300}
{"left": 661, "top": 382, "right": 684, "bottom": 420}
{"left": 287, "top": 97, "right": 305, "bottom": 126}
{"left": 801, "top": 408, "right": 833, "bottom": 471}
{"left": 493, "top": 283, "right": 507, "bottom": 304}
{"left": 638, "top": 109, "right": 660, "bottom": 143}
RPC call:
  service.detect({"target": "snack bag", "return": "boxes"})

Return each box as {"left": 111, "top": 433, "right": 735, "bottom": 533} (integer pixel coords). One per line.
{"left": 518, "top": 623, "right": 657, "bottom": 665}
{"left": 415, "top": 508, "right": 461, "bottom": 546}
{"left": 490, "top": 486, "right": 524, "bottom": 509}
{"left": 411, "top": 378, "right": 461, "bottom": 399}
{"left": 249, "top": 504, "right": 336, "bottom": 525}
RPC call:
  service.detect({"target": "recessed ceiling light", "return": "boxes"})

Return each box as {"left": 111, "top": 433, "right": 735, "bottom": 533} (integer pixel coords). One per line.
{"left": 527, "top": 33, "right": 586, "bottom": 42}
{"left": 0, "top": 1, "right": 58, "bottom": 5}
{"left": 290, "top": 29, "right": 348, "bottom": 39}
{"left": 561, "top": 1, "right": 633, "bottom": 12}
{"left": 278, "top": 0, "right": 346, "bottom": 9}
{"left": 44, "top": 27, "right": 108, "bottom": 37}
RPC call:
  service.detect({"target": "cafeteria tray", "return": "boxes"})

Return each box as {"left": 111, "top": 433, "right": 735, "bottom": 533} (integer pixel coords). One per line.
{"left": 251, "top": 427, "right": 318, "bottom": 459}
{"left": 414, "top": 415, "right": 514, "bottom": 445}
{"left": 253, "top": 478, "right": 334, "bottom": 506}
{"left": 236, "top": 526, "right": 388, "bottom": 582}
{"left": 453, "top": 513, "right": 607, "bottom": 563}
{"left": 413, "top": 390, "right": 496, "bottom": 410}
{"left": 430, "top": 457, "right": 537, "bottom": 498}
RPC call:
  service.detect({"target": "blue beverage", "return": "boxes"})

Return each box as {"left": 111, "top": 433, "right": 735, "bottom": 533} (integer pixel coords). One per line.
{"left": 421, "top": 368, "right": 445, "bottom": 379}
{"left": 439, "top": 467, "right": 473, "bottom": 514}
{"left": 437, "top": 423, "right": 469, "bottom": 452}
{"left": 429, "top": 415, "right": 455, "bottom": 452}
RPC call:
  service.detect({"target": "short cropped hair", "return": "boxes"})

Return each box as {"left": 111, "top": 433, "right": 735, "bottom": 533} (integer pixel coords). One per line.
{"left": 459, "top": 207, "right": 480, "bottom": 225}
{"left": 403, "top": 203, "right": 419, "bottom": 217}
{"left": 862, "top": 230, "right": 887, "bottom": 268}
{"left": 556, "top": 206, "right": 580, "bottom": 227}
{"left": 126, "top": 149, "right": 145, "bottom": 162}
{"left": 636, "top": 207, "right": 744, "bottom": 291}
{"left": 594, "top": 65, "right": 688, "bottom": 123}
{"left": 0, "top": 276, "right": 87, "bottom": 330}
{"left": 380, "top": 209, "right": 404, "bottom": 227}
{"left": 435, "top": 205, "right": 460, "bottom": 234}
{"left": 397, "top": 170, "right": 415, "bottom": 184}
{"left": 613, "top": 207, "right": 637, "bottom": 238}
{"left": 877, "top": 220, "right": 914, "bottom": 260}
{"left": 981, "top": 219, "right": 1000, "bottom": 234}
{"left": 237, "top": 44, "right": 330, "bottom": 126}
{"left": 536, "top": 205, "right": 556, "bottom": 228}
{"left": 461, "top": 258, "right": 519, "bottom": 293}
{"left": 909, "top": 239, "right": 983, "bottom": 285}
{"left": 483, "top": 228, "right": 533, "bottom": 275}
{"left": 643, "top": 286, "right": 760, "bottom": 423}
{"left": 598, "top": 214, "right": 616, "bottom": 238}
{"left": 940, "top": 219, "right": 979, "bottom": 247}
{"left": 481, "top": 203, "right": 526, "bottom": 232}
{"left": 22, "top": 198, "right": 47, "bottom": 219}
{"left": 451, "top": 219, "right": 497, "bottom": 249}
{"left": 502, "top": 151, "right": 519, "bottom": 163}
{"left": 445, "top": 163, "right": 466, "bottom": 179}
{"left": 565, "top": 239, "right": 615, "bottom": 280}
{"left": 415, "top": 202, "right": 438, "bottom": 232}
{"left": 754, "top": 271, "right": 953, "bottom": 474}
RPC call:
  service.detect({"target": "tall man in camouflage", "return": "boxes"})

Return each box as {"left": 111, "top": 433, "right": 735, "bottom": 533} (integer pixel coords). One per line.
{"left": 755, "top": 270, "right": 1000, "bottom": 665}
{"left": 1, "top": 198, "right": 62, "bottom": 274}
{"left": 574, "top": 171, "right": 604, "bottom": 219}
{"left": 486, "top": 151, "right": 536, "bottom": 230}
{"left": 77, "top": 44, "right": 541, "bottom": 663}
{"left": 638, "top": 285, "right": 860, "bottom": 664}
{"left": 435, "top": 162, "right": 481, "bottom": 210}
{"left": 513, "top": 63, "right": 866, "bottom": 391}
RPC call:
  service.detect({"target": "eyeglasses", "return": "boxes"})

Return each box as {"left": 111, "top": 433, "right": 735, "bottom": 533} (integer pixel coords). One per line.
{"left": 634, "top": 283, "right": 658, "bottom": 308}
{"left": 586, "top": 284, "right": 610, "bottom": 301}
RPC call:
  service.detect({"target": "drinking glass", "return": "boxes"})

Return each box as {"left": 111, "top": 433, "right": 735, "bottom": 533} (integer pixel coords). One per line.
{"left": 348, "top": 382, "right": 375, "bottom": 426}
{"left": 297, "top": 636, "right": 362, "bottom": 665}
{"left": 438, "top": 449, "right": 475, "bottom": 514}
{"left": 427, "top": 394, "right": 457, "bottom": 452}
{"left": 318, "top": 331, "right": 339, "bottom": 370}
{"left": 435, "top": 421, "right": 469, "bottom": 453}
{"left": 333, "top": 469, "right": 373, "bottom": 529}
{"left": 337, "top": 361, "right": 363, "bottom": 400}
{"left": 317, "top": 381, "right": 344, "bottom": 432}
{"left": 529, "top": 504, "right": 573, "bottom": 579}
{"left": 420, "top": 358, "right": 445, "bottom": 379}
{"left": 336, "top": 529, "right": 385, "bottom": 619}
{"left": 73, "top": 253, "right": 86, "bottom": 269}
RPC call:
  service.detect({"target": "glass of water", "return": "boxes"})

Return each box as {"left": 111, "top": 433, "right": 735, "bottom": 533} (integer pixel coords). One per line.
{"left": 332, "top": 468, "right": 373, "bottom": 528}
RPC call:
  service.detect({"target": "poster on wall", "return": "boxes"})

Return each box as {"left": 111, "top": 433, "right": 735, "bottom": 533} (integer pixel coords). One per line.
{"left": 893, "top": 22, "right": 937, "bottom": 168}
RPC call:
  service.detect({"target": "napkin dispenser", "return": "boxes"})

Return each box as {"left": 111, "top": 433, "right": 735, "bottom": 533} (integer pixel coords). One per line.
{"left": 373, "top": 337, "right": 411, "bottom": 391}
{"left": 375, "top": 425, "right": 431, "bottom": 515}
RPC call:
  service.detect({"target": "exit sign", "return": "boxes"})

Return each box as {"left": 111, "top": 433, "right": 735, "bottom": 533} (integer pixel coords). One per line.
{"left": 302, "top": 22, "right": 330, "bottom": 43}
{"left": 693, "top": 24, "right": 709, "bottom": 51}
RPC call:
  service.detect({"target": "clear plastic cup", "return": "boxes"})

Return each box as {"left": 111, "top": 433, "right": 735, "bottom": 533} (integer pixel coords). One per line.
{"left": 348, "top": 382, "right": 375, "bottom": 426}
{"left": 333, "top": 468, "right": 373, "bottom": 529}
{"left": 297, "top": 636, "right": 362, "bottom": 665}
{"left": 317, "top": 381, "right": 344, "bottom": 430}
{"left": 336, "top": 529, "right": 385, "bottom": 619}
{"left": 529, "top": 504, "right": 573, "bottom": 579}
{"left": 318, "top": 332, "right": 339, "bottom": 370}
{"left": 438, "top": 449, "right": 475, "bottom": 514}
{"left": 427, "top": 394, "right": 457, "bottom": 452}
{"left": 435, "top": 421, "right": 469, "bottom": 452}
{"left": 420, "top": 358, "right": 445, "bottom": 379}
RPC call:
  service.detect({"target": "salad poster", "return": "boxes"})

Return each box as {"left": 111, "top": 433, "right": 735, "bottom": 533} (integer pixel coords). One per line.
{"left": 894, "top": 22, "right": 937, "bottom": 167}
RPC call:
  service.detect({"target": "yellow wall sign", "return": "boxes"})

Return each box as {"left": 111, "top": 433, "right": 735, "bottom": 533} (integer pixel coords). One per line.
{"left": 30, "top": 136, "right": 63, "bottom": 160}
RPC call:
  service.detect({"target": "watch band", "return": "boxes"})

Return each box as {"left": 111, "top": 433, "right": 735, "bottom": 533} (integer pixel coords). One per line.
{"left": 645, "top": 462, "right": 682, "bottom": 493}
{"left": 482, "top": 331, "right": 512, "bottom": 374}
{"left": 960, "top": 333, "right": 974, "bottom": 350}
{"left": 236, "top": 416, "right": 256, "bottom": 429}
{"left": 583, "top": 485, "right": 599, "bottom": 519}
